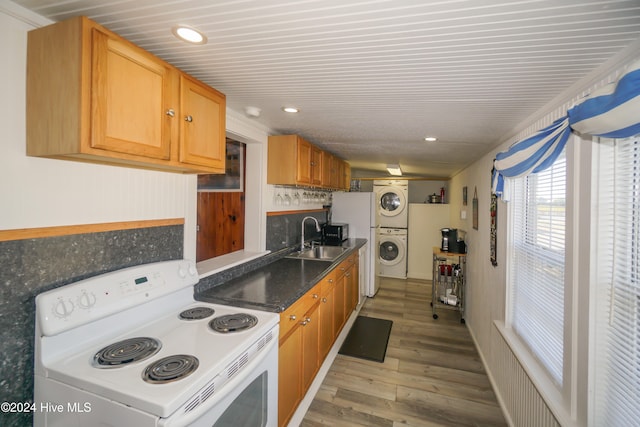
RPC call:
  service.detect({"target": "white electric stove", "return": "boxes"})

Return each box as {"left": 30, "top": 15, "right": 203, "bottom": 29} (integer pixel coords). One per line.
{"left": 34, "top": 259, "right": 279, "bottom": 427}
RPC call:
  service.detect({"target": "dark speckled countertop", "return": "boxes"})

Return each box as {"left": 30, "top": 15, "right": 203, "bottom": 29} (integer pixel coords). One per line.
{"left": 196, "top": 239, "right": 366, "bottom": 312}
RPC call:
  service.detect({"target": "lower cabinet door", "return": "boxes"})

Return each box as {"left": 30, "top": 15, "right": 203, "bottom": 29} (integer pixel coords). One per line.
{"left": 334, "top": 275, "right": 346, "bottom": 335}
{"left": 319, "top": 290, "right": 334, "bottom": 359}
{"left": 278, "top": 327, "right": 302, "bottom": 427}
{"left": 301, "top": 303, "right": 320, "bottom": 391}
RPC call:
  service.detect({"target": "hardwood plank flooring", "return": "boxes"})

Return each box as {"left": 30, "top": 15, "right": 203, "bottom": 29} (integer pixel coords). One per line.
{"left": 300, "top": 277, "right": 507, "bottom": 427}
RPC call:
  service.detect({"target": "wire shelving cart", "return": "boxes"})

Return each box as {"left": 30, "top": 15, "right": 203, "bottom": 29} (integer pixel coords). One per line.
{"left": 431, "top": 247, "right": 467, "bottom": 323}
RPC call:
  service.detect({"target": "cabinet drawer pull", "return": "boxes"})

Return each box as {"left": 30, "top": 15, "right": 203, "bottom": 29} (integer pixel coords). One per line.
{"left": 322, "top": 297, "right": 327, "bottom": 303}
{"left": 312, "top": 293, "right": 319, "bottom": 299}
{"left": 165, "top": 108, "right": 175, "bottom": 117}
{"left": 289, "top": 315, "right": 297, "bottom": 321}
{"left": 184, "top": 115, "right": 193, "bottom": 122}
{"left": 300, "top": 317, "right": 311, "bottom": 326}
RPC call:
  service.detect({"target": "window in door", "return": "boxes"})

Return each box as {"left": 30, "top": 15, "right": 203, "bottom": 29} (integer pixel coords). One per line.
{"left": 196, "top": 139, "right": 246, "bottom": 261}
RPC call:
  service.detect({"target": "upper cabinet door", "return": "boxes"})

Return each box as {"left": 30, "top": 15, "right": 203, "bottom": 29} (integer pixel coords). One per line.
{"left": 311, "top": 145, "right": 323, "bottom": 185}
{"left": 90, "top": 28, "right": 173, "bottom": 160}
{"left": 179, "top": 75, "right": 226, "bottom": 170}
{"left": 27, "top": 16, "right": 226, "bottom": 173}
{"left": 296, "top": 137, "right": 312, "bottom": 184}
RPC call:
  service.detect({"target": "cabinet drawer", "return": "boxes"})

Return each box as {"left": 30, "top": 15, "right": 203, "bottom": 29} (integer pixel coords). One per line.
{"left": 279, "top": 283, "right": 321, "bottom": 340}
{"left": 335, "top": 257, "right": 351, "bottom": 278}
{"left": 320, "top": 270, "right": 337, "bottom": 295}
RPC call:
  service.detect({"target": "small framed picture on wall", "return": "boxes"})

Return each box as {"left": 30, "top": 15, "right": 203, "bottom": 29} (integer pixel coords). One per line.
{"left": 472, "top": 187, "right": 478, "bottom": 230}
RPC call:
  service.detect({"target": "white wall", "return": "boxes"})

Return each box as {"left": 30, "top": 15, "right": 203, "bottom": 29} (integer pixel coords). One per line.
{"left": 449, "top": 41, "right": 640, "bottom": 426}
{"left": 448, "top": 153, "right": 508, "bottom": 354}
{"left": 0, "top": 3, "right": 272, "bottom": 260}
{"left": 0, "top": 6, "right": 190, "bottom": 228}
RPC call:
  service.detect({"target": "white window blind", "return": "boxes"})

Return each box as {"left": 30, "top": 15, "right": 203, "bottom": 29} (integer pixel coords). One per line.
{"left": 593, "top": 136, "right": 640, "bottom": 425}
{"left": 510, "top": 149, "right": 566, "bottom": 385}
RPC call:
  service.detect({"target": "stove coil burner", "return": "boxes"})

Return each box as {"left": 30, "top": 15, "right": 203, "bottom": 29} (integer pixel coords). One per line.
{"left": 93, "top": 337, "right": 161, "bottom": 368}
{"left": 143, "top": 355, "right": 199, "bottom": 384}
{"left": 209, "top": 313, "right": 258, "bottom": 333}
{"left": 179, "top": 306, "right": 215, "bottom": 321}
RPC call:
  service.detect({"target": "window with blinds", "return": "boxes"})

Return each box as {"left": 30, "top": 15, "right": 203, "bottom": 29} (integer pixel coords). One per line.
{"left": 509, "top": 148, "right": 566, "bottom": 386}
{"left": 593, "top": 136, "right": 640, "bottom": 424}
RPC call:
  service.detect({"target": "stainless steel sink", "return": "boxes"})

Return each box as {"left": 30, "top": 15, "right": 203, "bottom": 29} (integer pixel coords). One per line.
{"left": 286, "top": 245, "right": 347, "bottom": 262}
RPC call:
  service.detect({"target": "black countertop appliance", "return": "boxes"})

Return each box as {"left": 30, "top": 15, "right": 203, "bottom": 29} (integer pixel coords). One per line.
{"left": 323, "top": 223, "right": 349, "bottom": 246}
{"left": 441, "top": 228, "right": 466, "bottom": 253}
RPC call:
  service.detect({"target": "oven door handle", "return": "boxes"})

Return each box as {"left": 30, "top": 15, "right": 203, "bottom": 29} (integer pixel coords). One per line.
{"left": 158, "top": 333, "right": 278, "bottom": 427}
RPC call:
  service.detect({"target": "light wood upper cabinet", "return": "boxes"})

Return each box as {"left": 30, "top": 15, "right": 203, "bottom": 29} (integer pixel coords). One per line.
{"left": 26, "top": 16, "right": 225, "bottom": 174}
{"left": 90, "top": 28, "right": 173, "bottom": 160}
{"left": 268, "top": 134, "right": 313, "bottom": 186}
{"left": 179, "top": 74, "right": 226, "bottom": 170}
{"left": 268, "top": 134, "right": 350, "bottom": 189}
{"left": 321, "top": 151, "right": 334, "bottom": 188}
{"left": 310, "top": 145, "right": 323, "bottom": 186}
{"left": 296, "top": 137, "right": 312, "bottom": 184}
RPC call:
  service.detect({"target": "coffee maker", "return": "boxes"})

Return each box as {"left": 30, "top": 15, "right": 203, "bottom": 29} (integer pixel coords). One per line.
{"left": 441, "top": 228, "right": 457, "bottom": 252}
{"left": 441, "top": 228, "right": 466, "bottom": 253}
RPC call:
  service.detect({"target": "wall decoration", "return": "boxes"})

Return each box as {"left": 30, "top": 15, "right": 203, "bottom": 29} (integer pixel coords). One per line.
{"left": 490, "top": 191, "right": 498, "bottom": 266}
{"left": 462, "top": 186, "right": 468, "bottom": 206}
{"left": 472, "top": 187, "right": 478, "bottom": 230}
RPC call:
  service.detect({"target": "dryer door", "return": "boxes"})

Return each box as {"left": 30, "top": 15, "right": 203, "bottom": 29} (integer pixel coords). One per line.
{"left": 376, "top": 186, "right": 407, "bottom": 218}
{"left": 378, "top": 236, "right": 405, "bottom": 266}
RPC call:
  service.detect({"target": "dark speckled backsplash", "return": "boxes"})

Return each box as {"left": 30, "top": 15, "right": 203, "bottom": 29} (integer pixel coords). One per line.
{"left": 1, "top": 210, "right": 325, "bottom": 426}
{"left": 265, "top": 210, "right": 326, "bottom": 251}
{"left": 0, "top": 225, "right": 182, "bottom": 427}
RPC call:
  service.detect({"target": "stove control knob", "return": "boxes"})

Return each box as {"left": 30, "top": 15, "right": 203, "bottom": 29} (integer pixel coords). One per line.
{"left": 52, "top": 298, "right": 74, "bottom": 319}
{"left": 77, "top": 290, "right": 96, "bottom": 309}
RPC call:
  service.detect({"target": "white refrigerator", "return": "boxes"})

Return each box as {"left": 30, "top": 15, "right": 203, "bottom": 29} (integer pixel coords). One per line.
{"left": 331, "top": 192, "right": 380, "bottom": 297}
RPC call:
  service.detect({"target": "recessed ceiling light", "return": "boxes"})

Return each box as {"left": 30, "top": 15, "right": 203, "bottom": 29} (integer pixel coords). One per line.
{"left": 282, "top": 107, "right": 299, "bottom": 113}
{"left": 386, "top": 164, "right": 402, "bottom": 176}
{"left": 424, "top": 136, "right": 437, "bottom": 142}
{"left": 172, "top": 25, "right": 207, "bottom": 44}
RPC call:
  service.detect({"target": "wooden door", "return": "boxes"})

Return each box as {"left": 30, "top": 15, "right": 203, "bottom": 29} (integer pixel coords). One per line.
{"left": 196, "top": 143, "right": 245, "bottom": 262}
{"left": 91, "top": 28, "right": 173, "bottom": 159}
{"left": 179, "top": 75, "right": 226, "bottom": 170}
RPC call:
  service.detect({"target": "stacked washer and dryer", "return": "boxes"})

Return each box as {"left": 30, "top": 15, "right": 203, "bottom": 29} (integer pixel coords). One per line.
{"left": 374, "top": 180, "right": 409, "bottom": 279}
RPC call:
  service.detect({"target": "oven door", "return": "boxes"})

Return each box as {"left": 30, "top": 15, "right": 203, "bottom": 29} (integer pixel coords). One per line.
{"left": 160, "top": 327, "right": 278, "bottom": 427}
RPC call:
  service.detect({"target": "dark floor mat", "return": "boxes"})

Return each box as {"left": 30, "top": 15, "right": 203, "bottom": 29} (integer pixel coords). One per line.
{"left": 339, "top": 316, "right": 393, "bottom": 363}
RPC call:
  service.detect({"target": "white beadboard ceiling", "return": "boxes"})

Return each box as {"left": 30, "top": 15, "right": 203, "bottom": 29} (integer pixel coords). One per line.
{"left": 13, "top": 0, "right": 640, "bottom": 177}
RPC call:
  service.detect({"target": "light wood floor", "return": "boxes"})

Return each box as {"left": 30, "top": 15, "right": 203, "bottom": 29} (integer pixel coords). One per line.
{"left": 300, "top": 276, "right": 507, "bottom": 427}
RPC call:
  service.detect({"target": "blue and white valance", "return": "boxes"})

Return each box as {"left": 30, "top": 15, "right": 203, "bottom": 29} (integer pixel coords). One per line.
{"left": 492, "top": 58, "right": 640, "bottom": 198}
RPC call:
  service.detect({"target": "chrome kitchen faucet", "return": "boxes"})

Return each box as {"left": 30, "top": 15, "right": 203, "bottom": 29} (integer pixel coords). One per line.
{"left": 300, "top": 216, "right": 321, "bottom": 252}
